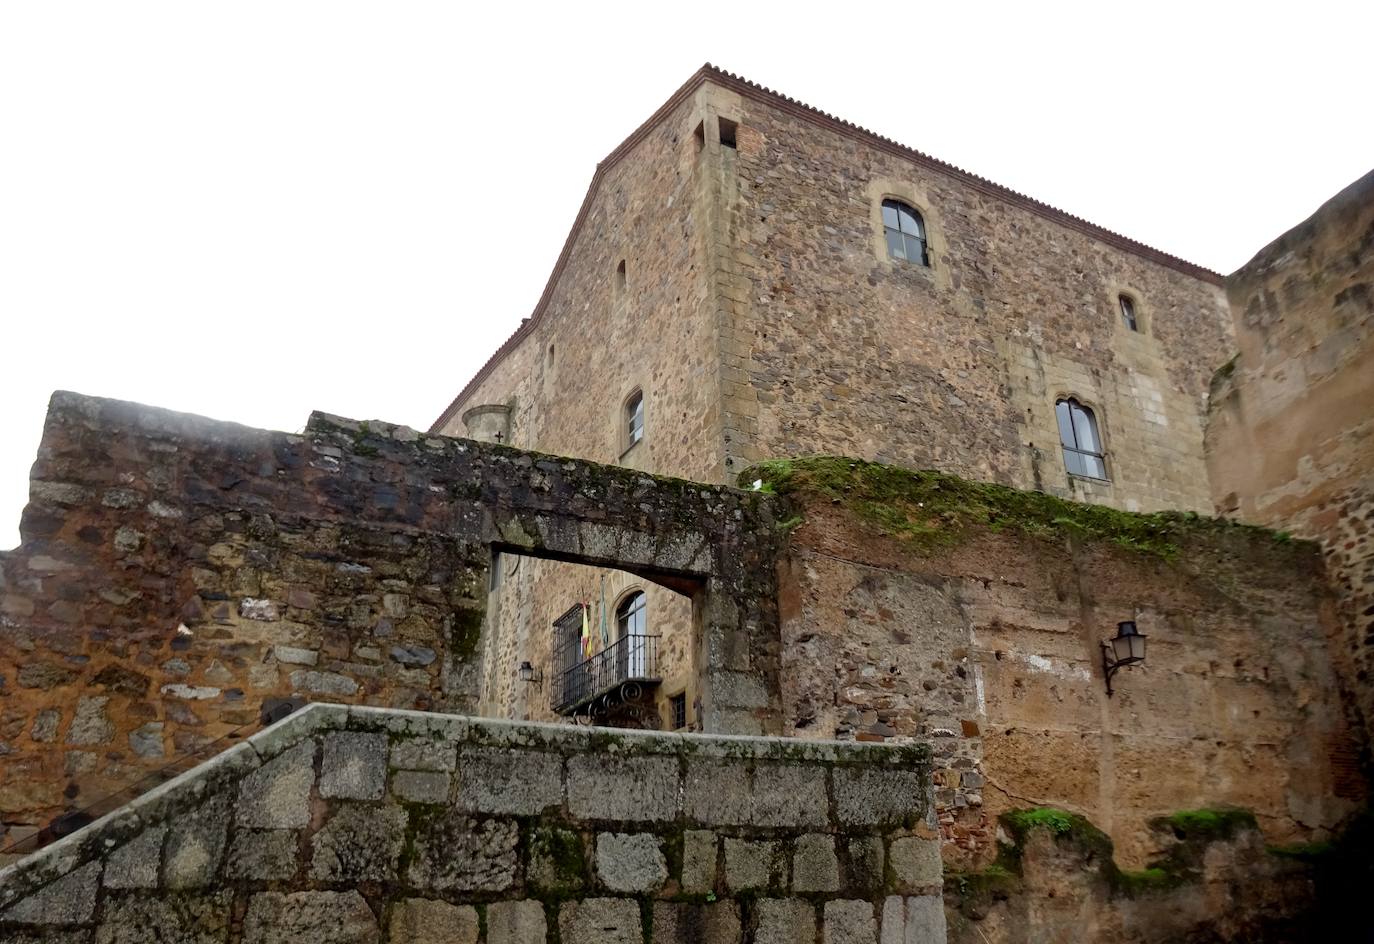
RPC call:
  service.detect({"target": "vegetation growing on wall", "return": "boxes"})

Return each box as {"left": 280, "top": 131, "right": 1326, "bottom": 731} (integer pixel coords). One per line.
{"left": 742, "top": 457, "right": 1307, "bottom": 561}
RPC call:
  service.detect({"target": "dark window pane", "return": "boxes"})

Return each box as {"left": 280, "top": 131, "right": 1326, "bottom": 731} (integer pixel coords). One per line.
{"left": 898, "top": 206, "right": 923, "bottom": 237}
{"left": 1055, "top": 400, "right": 1076, "bottom": 448}
{"left": 1120, "top": 296, "right": 1137, "bottom": 331}
{"left": 885, "top": 228, "right": 906, "bottom": 260}
{"left": 905, "top": 234, "right": 926, "bottom": 266}
{"left": 1072, "top": 406, "right": 1101, "bottom": 454}
{"left": 881, "top": 201, "right": 900, "bottom": 230}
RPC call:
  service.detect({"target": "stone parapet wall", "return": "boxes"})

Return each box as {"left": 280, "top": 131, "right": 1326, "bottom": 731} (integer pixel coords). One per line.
{"left": 0, "top": 393, "right": 784, "bottom": 841}
{"left": 0, "top": 703, "right": 944, "bottom": 944}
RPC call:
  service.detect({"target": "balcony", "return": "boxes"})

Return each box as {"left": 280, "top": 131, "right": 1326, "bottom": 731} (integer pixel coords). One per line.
{"left": 552, "top": 633, "right": 661, "bottom": 725}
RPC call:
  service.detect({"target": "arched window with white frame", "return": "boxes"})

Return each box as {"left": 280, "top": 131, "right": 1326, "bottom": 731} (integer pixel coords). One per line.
{"left": 1055, "top": 398, "right": 1108, "bottom": 480}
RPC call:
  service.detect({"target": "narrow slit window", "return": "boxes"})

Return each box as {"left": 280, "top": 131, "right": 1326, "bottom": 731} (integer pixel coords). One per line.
{"left": 616, "top": 259, "right": 627, "bottom": 293}
{"left": 693, "top": 120, "right": 705, "bottom": 152}
{"left": 718, "top": 117, "right": 737, "bottom": 149}
{"left": 625, "top": 390, "right": 644, "bottom": 449}
{"left": 1120, "top": 295, "right": 1139, "bottom": 332}
{"left": 1055, "top": 398, "right": 1107, "bottom": 480}
{"left": 669, "top": 692, "right": 687, "bottom": 730}
{"left": 881, "top": 199, "right": 929, "bottom": 266}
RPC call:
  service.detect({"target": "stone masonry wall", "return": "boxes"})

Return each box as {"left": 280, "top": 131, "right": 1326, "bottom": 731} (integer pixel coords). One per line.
{"left": 0, "top": 703, "right": 945, "bottom": 944}
{"left": 1205, "top": 168, "right": 1374, "bottom": 742}
{"left": 712, "top": 87, "right": 1232, "bottom": 513}
{"left": 766, "top": 462, "right": 1363, "bottom": 870}
{"left": 0, "top": 393, "right": 783, "bottom": 845}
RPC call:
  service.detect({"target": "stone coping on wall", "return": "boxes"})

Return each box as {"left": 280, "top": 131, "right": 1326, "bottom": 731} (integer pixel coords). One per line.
{"left": 0, "top": 703, "right": 942, "bottom": 943}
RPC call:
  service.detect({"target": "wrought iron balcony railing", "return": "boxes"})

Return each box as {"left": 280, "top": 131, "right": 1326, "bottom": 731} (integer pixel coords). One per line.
{"left": 552, "top": 633, "right": 660, "bottom": 715}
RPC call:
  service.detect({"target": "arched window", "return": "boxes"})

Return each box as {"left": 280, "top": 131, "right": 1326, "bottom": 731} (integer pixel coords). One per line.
{"left": 1055, "top": 398, "right": 1107, "bottom": 480}
{"left": 881, "top": 199, "right": 928, "bottom": 266}
{"left": 616, "top": 589, "right": 649, "bottom": 679}
{"left": 625, "top": 390, "right": 644, "bottom": 448}
{"left": 616, "top": 590, "right": 647, "bottom": 639}
{"left": 1119, "top": 294, "right": 1139, "bottom": 332}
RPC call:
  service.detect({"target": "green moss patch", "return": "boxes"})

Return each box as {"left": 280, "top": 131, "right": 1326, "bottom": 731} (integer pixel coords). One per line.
{"left": 741, "top": 456, "right": 1306, "bottom": 561}
{"left": 1155, "top": 807, "right": 1258, "bottom": 841}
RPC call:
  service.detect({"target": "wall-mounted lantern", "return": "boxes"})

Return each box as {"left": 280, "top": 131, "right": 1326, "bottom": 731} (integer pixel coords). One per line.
{"left": 1101, "top": 620, "right": 1147, "bottom": 697}
{"left": 518, "top": 661, "right": 543, "bottom": 689}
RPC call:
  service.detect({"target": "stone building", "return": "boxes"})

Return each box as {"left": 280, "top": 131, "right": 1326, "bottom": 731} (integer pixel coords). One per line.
{"left": 429, "top": 65, "right": 1238, "bottom": 738}
{"left": 0, "top": 64, "right": 1369, "bottom": 944}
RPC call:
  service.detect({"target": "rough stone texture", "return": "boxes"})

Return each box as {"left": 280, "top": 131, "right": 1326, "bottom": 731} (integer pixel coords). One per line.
{"left": 681, "top": 829, "right": 718, "bottom": 895}
{"left": 1205, "top": 168, "right": 1374, "bottom": 748}
{"left": 558, "top": 898, "right": 642, "bottom": 944}
{"left": 567, "top": 754, "right": 679, "bottom": 822}
{"left": 793, "top": 833, "right": 841, "bottom": 893}
{"left": 243, "top": 891, "right": 378, "bottom": 944}
{"left": 103, "top": 826, "right": 165, "bottom": 890}
{"left": 1, "top": 862, "right": 100, "bottom": 925}
{"left": 454, "top": 747, "right": 561, "bottom": 815}
{"left": 825, "top": 899, "right": 877, "bottom": 944}
{"left": 163, "top": 794, "right": 230, "bottom": 889}
{"left": 486, "top": 899, "right": 547, "bottom": 944}
{"left": 653, "top": 901, "right": 742, "bottom": 944}
{"left": 888, "top": 837, "right": 943, "bottom": 892}
{"left": 309, "top": 803, "right": 407, "bottom": 883}
{"left": 780, "top": 484, "right": 1361, "bottom": 868}
{"left": 319, "top": 732, "right": 387, "bottom": 800}
{"left": 404, "top": 812, "right": 518, "bottom": 893}
{"left": 754, "top": 898, "right": 817, "bottom": 944}
{"left": 390, "top": 739, "right": 455, "bottom": 773}
{"left": 93, "top": 892, "right": 232, "bottom": 944}
{"left": 723, "top": 837, "right": 780, "bottom": 893}
{"left": 595, "top": 832, "right": 667, "bottom": 893}
{"left": 387, "top": 899, "right": 478, "bottom": 944}
{"left": 0, "top": 390, "right": 780, "bottom": 831}
{"left": 225, "top": 829, "right": 299, "bottom": 882}
{"left": 390, "top": 770, "right": 450, "bottom": 804}
{"left": 236, "top": 741, "right": 315, "bottom": 829}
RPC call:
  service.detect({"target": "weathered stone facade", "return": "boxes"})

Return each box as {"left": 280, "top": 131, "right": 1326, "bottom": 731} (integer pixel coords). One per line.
{"left": 759, "top": 459, "right": 1362, "bottom": 870}
{"left": 433, "top": 65, "right": 1233, "bottom": 513}
{"left": 1205, "top": 169, "right": 1374, "bottom": 743}
{"left": 430, "top": 67, "right": 1242, "bottom": 743}
{"left": 0, "top": 703, "right": 943, "bottom": 943}
{"left": 0, "top": 393, "right": 782, "bottom": 841}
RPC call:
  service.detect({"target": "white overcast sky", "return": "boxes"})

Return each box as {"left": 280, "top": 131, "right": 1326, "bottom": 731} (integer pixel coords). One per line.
{"left": 2, "top": 1, "right": 1371, "bottom": 548}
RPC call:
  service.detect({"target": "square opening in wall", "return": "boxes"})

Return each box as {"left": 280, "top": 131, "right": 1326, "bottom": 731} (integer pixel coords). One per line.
{"left": 718, "top": 117, "right": 737, "bottom": 149}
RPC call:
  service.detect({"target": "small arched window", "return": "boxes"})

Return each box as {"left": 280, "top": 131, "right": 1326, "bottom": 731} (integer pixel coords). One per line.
{"left": 881, "top": 199, "right": 928, "bottom": 266}
{"left": 1119, "top": 294, "right": 1139, "bottom": 332}
{"left": 1055, "top": 398, "right": 1107, "bottom": 480}
{"left": 625, "top": 390, "right": 644, "bottom": 449}
{"left": 616, "top": 590, "right": 647, "bottom": 639}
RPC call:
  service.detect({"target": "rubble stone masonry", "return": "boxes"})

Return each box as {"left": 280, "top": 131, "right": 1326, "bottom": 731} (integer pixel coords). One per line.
{"left": 0, "top": 393, "right": 782, "bottom": 842}
{"left": 1206, "top": 169, "right": 1374, "bottom": 742}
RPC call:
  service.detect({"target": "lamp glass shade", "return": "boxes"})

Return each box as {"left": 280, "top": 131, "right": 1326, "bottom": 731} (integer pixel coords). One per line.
{"left": 1110, "top": 621, "right": 1146, "bottom": 665}
{"left": 518, "top": 661, "right": 534, "bottom": 682}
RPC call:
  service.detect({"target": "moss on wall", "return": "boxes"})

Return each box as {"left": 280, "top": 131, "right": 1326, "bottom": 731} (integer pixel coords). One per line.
{"left": 742, "top": 457, "right": 1308, "bottom": 561}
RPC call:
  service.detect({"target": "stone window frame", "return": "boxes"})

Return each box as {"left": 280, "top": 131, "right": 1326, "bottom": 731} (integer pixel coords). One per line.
{"left": 1053, "top": 392, "right": 1114, "bottom": 484}
{"left": 865, "top": 177, "right": 951, "bottom": 291}
{"left": 1106, "top": 281, "right": 1152, "bottom": 337}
